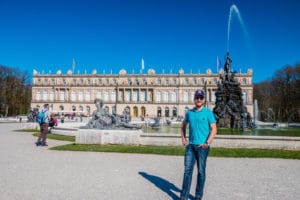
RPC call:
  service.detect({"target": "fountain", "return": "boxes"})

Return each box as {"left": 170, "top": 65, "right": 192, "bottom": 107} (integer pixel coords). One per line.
{"left": 85, "top": 98, "right": 141, "bottom": 130}
{"left": 213, "top": 53, "right": 254, "bottom": 130}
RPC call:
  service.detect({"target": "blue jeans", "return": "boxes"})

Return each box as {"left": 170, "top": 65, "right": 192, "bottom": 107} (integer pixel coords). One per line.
{"left": 180, "top": 144, "right": 210, "bottom": 200}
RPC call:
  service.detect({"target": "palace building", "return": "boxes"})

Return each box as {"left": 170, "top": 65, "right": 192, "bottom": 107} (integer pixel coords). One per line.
{"left": 31, "top": 68, "right": 253, "bottom": 118}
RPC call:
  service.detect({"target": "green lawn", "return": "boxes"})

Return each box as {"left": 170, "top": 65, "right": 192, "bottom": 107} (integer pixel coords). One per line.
{"left": 50, "top": 144, "right": 300, "bottom": 159}
{"left": 16, "top": 128, "right": 300, "bottom": 159}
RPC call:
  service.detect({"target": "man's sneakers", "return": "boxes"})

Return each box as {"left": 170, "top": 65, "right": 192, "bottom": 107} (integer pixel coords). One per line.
{"left": 35, "top": 141, "right": 48, "bottom": 146}
{"left": 35, "top": 141, "right": 42, "bottom": 146}
{"left": 41, "top": 142, "right": 48, "bottom": 146}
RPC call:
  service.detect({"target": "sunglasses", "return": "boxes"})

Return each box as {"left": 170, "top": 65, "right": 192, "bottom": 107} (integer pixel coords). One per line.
{"left": 195, "top": 96, "right": 205, "bottom": 100}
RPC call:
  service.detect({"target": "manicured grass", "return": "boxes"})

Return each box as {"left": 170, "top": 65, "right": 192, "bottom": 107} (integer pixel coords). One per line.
{"left": 14, "top": 129, "right": 38, "bottom": 132}
{"left": 50, "top": 144, "right": 300, "bottom": 159}
{"left": 15, "top": 128, "right": 75, "bottom": 142}
{"left": 32, "top": 132, "right": 75, "bottom": 142}
{"left": 217, "top": 127, "right": 300, "bottom": 137}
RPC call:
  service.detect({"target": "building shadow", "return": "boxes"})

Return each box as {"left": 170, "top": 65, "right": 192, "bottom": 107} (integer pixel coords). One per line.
{"left": 138, "top": 171, "right": 194, "bottom": 200}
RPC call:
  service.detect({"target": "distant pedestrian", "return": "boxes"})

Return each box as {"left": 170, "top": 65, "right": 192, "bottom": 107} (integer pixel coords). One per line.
{"left": 180, "top": 90, "right": 217, "bottom": 200}
{"left": 49, "top": 114, "right": 58, "bottom": 133}
{"left": 35, "top": 104, "right": 51, "bottom": 146}
{"left": 61, "top": 115, "right": 65, "bottom": 123}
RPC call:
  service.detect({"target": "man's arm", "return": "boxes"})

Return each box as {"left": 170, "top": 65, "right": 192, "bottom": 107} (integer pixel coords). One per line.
{"left": 181, "top": 121, "right": 188, "bottom": 146}
{"left": 206, "top": 123, "right": 217, "bottom": 145}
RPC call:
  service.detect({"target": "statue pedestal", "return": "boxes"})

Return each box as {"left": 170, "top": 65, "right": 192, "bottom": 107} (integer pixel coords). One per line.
{"left": 76, "top": 129, "right": 143, "bottom": 145}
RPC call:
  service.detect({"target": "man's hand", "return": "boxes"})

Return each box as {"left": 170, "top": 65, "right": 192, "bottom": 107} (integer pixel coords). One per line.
{"left": 182, "top": 137, "right": 188, "bottom": 146}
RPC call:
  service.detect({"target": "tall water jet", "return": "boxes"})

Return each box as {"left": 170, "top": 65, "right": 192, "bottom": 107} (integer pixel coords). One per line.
{"left": 227, "top": 4, "right": 250, "bottom": 52}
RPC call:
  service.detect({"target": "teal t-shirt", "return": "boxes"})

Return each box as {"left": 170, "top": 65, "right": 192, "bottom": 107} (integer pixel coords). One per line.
{"left": 184, "top": 107, "right": 216, "bottom": 145}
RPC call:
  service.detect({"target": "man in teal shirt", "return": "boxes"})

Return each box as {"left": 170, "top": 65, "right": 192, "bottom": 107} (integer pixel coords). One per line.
{"left": 180, "top": 90, "right": 217, "bottom": 200}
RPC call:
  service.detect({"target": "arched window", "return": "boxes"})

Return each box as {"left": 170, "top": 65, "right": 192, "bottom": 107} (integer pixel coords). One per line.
{"left": 172, "top": 107, "right": 177, "bottom": 117}
{"left": 165, "top": 107, "right": 169, "bottom": 117}
{"left": 133, "top": 106, "right": 138, "bottom": 117}
{"left": 157, "top": 107, "right": 162, "bottom": 117}
{"left": 141, "top": 106, "right": 146, "bottom": 117}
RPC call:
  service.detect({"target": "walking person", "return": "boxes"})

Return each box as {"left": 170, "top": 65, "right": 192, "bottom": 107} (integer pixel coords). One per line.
{"left": 35, "top": 104, "right": 51, "bottom": 146}
{"left": 180, "top": 90, "right": 217, "bottom": 200}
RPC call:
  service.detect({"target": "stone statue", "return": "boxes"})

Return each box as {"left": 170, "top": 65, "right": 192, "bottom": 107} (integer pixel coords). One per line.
{"left": 85, "top": 98, "right": 141, "bottom": 130}
{"left": 213, "top": 53, "right": 255, "bottom": 130}
{"left": 27, "top": 108, "right": 39, "bottom": 122}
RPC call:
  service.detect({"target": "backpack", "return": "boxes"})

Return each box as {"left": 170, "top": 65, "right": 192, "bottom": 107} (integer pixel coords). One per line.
{"left": 36, "top": 111, "right": 46, "bottom": 124}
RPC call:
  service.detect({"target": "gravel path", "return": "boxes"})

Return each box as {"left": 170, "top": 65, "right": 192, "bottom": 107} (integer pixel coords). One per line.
{"left": 0, "top": 123, "right": 299, "bottom": 200}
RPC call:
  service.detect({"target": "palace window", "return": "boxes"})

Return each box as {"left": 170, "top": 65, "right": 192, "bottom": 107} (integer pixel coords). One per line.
{"left": 201, "top": 79, "right": 205, "bottom": 85}
{"left": 165, "top": 107, "right": 169, "bottom": 117}
{"left": 104, "top": 91, "right": 109, "bottom": 101}
{"left": 60, "top": 90, "right": 65, "bottom": 101}
{"left": 140, "top": 90, "right": 146, "bottom": 102}
{"left": 164, "top": 92, "right": 169, "bottom": 102}
{"left": 97, "top": 91, "right": 102, "bottom": 99}
{"left": 43, "top": 90, "right": 48, "bottom": 101}
{"left": 79, "top": 91, "right": 83, "bottom": 101}
{"left": 128, "top": 79, "right": 132, "bottom": 86}
{"left": 165, "top": 79, "right": 169, "bottom": 85}
{"left": 71, "top": 91, "right": 77, "bottom": 101}
{"left": 125, "top": 91, "right": 131, "bottom": 102}
{"left": 156, "top": 91, "right": 161, "bottom": 102}
{"left": 111, "top": 90, "right": 116, "bottom": 102}
{"left": 242, "top": 78, "right": 247, "bottom": 85}
{"left": 133, "top": 90, "right": 138, "bottom": 102}
{"left": 173, "top": 79, "right": 177, "bottom": 85}
{"left": 36, "top": 91, "right": 41, "bottom": 101}
{"left": 49, "top": 91, "right": 54, "bottom": 101}
{"left": 171, "top": 92, "right": 177, "bottom": 102}
{"left": 143, "top": 79, "right": 147, "bottom": 85}
{"left": 185, "top": 78, "right": 189, "bottom": 85}
{"left": 183, "top": 92, "right": 189, "bottom": 103}
{"left": 214, "top": 78, "right": 218, "bottom": 85}
{"left": 85, "top": 91, "right": 91, "bottom": 101}
{"left": 157, "top": 79, "right": 161, "bottom": 85}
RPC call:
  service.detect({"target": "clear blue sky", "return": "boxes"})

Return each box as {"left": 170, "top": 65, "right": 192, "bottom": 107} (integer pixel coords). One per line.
{"left": 0, "top": 0, "right": 299, "bottom": 83}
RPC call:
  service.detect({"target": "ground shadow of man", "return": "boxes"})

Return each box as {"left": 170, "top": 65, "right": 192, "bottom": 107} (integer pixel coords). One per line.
{"left": 139, "top": 171, "right": 194, "bottom": 200}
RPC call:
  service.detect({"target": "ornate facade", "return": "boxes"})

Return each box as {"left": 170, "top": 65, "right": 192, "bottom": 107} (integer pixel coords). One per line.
{"left": 31, "top": 68, "right": 253, "bottom": 118}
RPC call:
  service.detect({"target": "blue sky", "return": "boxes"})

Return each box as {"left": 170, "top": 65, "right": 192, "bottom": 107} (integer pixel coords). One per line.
{"left": 0, "top": 0, "right": 299, "bottom": 83}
